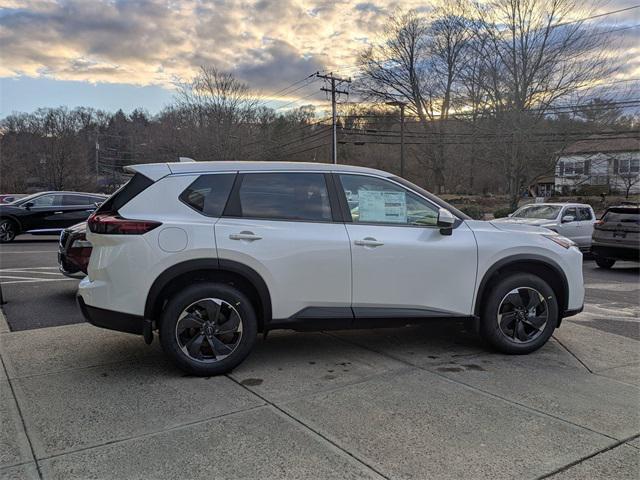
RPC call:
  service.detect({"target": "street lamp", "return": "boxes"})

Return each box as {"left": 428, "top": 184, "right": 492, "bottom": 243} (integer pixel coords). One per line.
{"left": 386, "top": 100, "right": 407, "bottom": 178}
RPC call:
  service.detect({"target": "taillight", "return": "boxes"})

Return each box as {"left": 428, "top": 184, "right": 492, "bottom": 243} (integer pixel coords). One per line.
{"left": 594, "top": 220, "right": 604, "bottom": 229}
{"left": 88, "top": 212, "right": 161, "bottom": 235}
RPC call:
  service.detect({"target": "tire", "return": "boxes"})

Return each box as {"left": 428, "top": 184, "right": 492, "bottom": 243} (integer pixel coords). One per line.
{"left": 479, "top": 273, "right": 558, "bottom": 354}
{"left": 595, "top": 256, "right": 615, "bottom": 269}
{"left": 0, "top": 219, "right": 17, "bottom": 243}
{"left": 159, "top": 283, "right": 257, "bottom": 376}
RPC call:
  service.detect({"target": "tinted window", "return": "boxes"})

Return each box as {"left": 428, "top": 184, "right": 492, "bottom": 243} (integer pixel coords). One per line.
{"left": 339, "top": 174, "right": 438, "bottom": 226}
{"left": 577, "top": 207, "right": 593, "bottom": 221}
{"left": 180, "top": 174, "right": 235, "bottom": 217}
{"left": 30, "top": 194, "right": 64, "bottom": 207}
{"left": 97, "top": 173, "right": 153, "bottom": 213}
{"left": 237, "top": 173, "right": 331, "bottom": 222}
{"left": 603, "top": 208, "right": 639, "bottom": 224}
{"left": 62, "top": 194, "right": 94, "bottom": 206}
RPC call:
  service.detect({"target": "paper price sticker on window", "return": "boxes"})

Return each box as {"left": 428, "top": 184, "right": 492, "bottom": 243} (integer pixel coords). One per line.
{"left": 358, "top": 190, "right": 407, "bottom": 223}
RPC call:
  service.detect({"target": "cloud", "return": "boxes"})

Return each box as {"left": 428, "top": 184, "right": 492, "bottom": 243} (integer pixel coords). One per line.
{"left": 0, "top": 0, "right": 636, "bottom": 99}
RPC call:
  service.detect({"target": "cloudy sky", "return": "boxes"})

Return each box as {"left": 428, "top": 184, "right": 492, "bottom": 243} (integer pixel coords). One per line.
{"left": 0, "top": 0, "right": 638, "bottom": 116}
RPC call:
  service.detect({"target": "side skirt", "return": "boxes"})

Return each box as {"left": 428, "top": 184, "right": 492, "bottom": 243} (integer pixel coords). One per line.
{"left": 268, "top": 306, "right": 476, "bottom": 332}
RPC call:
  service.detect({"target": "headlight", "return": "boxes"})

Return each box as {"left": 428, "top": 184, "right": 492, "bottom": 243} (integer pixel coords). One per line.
{"left": 71, "top": 239, "right": 92, "bottom": 248}
{"left": 543, "top": 234, "right": 576, "bottom": 249}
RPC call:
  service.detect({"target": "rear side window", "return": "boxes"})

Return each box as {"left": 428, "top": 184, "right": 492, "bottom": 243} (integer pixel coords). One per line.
{"left": 180, "top": 174, "right": 235, "bottom": 217}
{"left": 97, "top": 173, "right": 154, "bottom": 213}
{"left": 577, "top": 207, "right": 593, "bottom": 221}
{"left": 235, "top": 173, "right": 332, "bottom": 222}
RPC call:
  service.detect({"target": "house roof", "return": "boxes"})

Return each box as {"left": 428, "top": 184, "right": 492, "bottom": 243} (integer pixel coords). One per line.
{"left": 560, "top": 133, "right": 640, "bottom": 155}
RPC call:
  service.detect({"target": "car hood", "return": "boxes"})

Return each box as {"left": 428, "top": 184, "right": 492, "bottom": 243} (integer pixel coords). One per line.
{"left": 0, "top": 204, "right": 23, "bottom": 215}
{"left": 491, "top": 217, "right": 555, "bottom": 227}
{"left": 488, "top": 221, "right": 552, "bottom": 235}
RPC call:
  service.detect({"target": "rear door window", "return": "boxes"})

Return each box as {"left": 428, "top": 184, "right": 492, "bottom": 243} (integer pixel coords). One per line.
{"left": 180, "top": 174, "right": 235, "bottom": 217}
{"left": 233, "top": 173, "right": 332, "bottom": 222}
{"left": 62, "top": 194, "right": 94, "bottom": 206}
{"left": 577, "top": 207, "right": 593, "bottom": 221}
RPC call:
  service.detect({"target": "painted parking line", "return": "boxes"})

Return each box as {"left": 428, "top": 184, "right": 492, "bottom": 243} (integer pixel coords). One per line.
{"left": 0, "top": 266, "right": 78, "bottom": 285}
{"left": 0, "top": 250, "right": 59, "bottom": 254}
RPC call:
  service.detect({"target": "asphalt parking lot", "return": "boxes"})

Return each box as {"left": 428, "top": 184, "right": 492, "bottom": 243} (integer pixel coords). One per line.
{"left": 0, "top": 236, "right": 638, "bottom": 479}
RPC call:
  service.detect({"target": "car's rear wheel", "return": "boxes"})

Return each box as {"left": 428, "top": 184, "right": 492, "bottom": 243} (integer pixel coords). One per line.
{"left": 594, "top": 256, "right": 615, "bottom": 269}
{"left": 159, "top": 283, "right": 257, "bottom": 376}
{"left": 0, "top": 219, "right": 17, "bottom": 243}
{"left": 479, "top": 273, "right": 558, "bottom": 354}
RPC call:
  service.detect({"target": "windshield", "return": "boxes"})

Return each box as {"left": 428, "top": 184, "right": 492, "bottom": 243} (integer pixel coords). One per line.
{"left": 9, "top": 192, "right": 46, "bottom": 206}
{"left": 512, "top": 205, "right": 561, "bottom": 220}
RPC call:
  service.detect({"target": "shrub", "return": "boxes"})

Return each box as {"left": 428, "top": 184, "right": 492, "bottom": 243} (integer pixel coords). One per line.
{"left": 460, "top": 204, "right": 484, "bottom": 220}
{"left": 493, "top": 207, "right": 514, "bottom": 219}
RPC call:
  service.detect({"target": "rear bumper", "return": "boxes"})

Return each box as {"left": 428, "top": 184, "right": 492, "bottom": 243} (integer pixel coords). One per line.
{"left": 77, "top": 296, "right": 144, "bottom": 335}
{"left": 591, "top": 245, "right": 639, "bottom": 261}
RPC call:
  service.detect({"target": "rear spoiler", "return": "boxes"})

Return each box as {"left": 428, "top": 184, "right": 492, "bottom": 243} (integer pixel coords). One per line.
{"left": 123, "top": 163, "right": 172, "bottom": 182}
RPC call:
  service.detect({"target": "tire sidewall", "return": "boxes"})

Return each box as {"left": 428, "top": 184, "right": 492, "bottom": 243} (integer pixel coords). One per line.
{"left": 480, "top": 273, "right": 558, "bottom": 354}
{"left": 0, "top": 219, "right": 17, "bottom": 243}
{"left": 159, "top": 283, "right": 258, "bottom": 376}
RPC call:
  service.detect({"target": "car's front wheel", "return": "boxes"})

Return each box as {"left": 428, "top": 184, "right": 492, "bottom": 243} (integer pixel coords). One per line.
{"left": 479, "top": 273, "right": 558, "bottom": 354}
{"left": 0, "top": 219, "right": 17, "bottom": 243}
{"left": 159, "top": 283, "right": 257, "bottom": 376}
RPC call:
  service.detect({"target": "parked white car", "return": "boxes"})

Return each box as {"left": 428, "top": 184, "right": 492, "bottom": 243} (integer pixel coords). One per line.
{"left": 78, "top": 162, "right": 584, "bottom": 376}
{"left": 493, "top": 203, "right": 596, "bottom": 251}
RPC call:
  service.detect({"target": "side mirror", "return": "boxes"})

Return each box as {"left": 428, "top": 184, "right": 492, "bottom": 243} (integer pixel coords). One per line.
{"left": 437, "top": 208, "right": 455, "bottom": 235}
{"left": 24, "top": 201, "right": 34, "bottom": 210}
{"left": 562, "top": 215, "right": 575, "bottom": 223}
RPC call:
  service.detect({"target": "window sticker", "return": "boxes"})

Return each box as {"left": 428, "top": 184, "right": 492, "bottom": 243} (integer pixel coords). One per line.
{"left": 358, "top": 190, "right": 407, "bottom": 223}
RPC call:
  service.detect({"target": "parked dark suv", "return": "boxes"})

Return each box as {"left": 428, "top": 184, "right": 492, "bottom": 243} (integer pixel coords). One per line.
{"left": 592, "top": 204, "right": 640, "bottom": 269}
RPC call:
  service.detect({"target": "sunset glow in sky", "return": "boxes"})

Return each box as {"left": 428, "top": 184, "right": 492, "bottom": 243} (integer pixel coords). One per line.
{"left": 1, "top": 0, "right": 638, "bottom": 115}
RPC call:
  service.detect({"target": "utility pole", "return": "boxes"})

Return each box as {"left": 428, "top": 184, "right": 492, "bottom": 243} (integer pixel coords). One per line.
{"left": 386, "top": 101, "right": 407, "bottom": 177}
{"left": 95, "top": 132, "right": 100, "bottom": 184}
{"left": 317, "top": 72, "right": 351, "bottom": 164}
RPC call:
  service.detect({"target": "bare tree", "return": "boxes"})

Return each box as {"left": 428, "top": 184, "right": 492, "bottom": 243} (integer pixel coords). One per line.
{"left": 174, "top": 66, "right": 261, "bottom": 161}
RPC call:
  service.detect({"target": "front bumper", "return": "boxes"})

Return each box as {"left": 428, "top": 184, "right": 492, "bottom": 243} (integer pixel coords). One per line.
{"left": 78, "top": 296, "right": 144, "bottom": 335}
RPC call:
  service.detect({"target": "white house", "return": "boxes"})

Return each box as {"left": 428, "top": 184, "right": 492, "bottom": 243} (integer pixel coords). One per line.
{"left": 555, "top": 134, "right": 640, "bottom": 196}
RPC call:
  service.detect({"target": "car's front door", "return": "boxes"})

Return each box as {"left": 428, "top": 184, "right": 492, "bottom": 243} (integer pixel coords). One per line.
{"left": 558, "top": 206, "right": 581, "bottom": 242}
{"left": 335, "top": 174, "right": 478, "bottom": 318}
{"left": 21, "top": 193, "right": 65, "bottom": 231}
{"left": 215, "top": 172, "right": 352, "bottom": 322}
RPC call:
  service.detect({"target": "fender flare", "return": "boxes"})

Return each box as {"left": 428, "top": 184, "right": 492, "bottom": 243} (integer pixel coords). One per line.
{"left": 144, "top": 258, "right": 272, "bottom": 322}
{"left": 474, "top": 254, "right": 569, "bottom": 316}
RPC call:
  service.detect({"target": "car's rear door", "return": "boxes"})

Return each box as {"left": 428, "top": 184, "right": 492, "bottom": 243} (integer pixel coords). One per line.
{"left": 214, "top": 171, "right": 352, "bottom": 323}
{"left": 335, "top": 173, "right": 478, "bottom": 319}
{"left": 57, "top": 194, "right": 101, "bottom": 228}
{"left": 575, "top": 206, "right": 596, "bottom": 248}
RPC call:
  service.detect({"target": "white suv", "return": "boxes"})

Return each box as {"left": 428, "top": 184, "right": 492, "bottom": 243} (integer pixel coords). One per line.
{"left": 78, "top": 162, "right": 584, "bottom": 376}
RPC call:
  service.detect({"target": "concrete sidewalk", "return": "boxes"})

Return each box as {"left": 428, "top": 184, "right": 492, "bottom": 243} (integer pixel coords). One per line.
{"left": 0, "top": 310, "right": 638, "bottom": 479}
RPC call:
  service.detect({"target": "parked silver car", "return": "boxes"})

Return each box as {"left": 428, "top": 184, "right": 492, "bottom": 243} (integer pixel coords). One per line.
{"left": 493, "top": 203, "right": 596, "bottom": 251}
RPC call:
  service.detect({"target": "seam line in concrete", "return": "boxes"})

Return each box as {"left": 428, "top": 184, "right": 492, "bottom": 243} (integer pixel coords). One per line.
{"left": 551, "top": 335, "right": 594, "bottom": 373}
{"left": 225, "top": 374, "right": 390, "bottom": 480}
{"left": 0, "top": 348, "right": 43, "bottom": 479}
{"left": 535, "top": 433, "right": 640, "bottom": 479}
{"left": 35, "top": 403, "right": 267, "bottom": 462}
{"left": 0, "top": 307, "right": 10, "bottom": 333}
{"left": 594, "top": 361, "right": 640, "bottom": 373}
{"left": 324, "top": 332, "right": 621, "bottom": 443}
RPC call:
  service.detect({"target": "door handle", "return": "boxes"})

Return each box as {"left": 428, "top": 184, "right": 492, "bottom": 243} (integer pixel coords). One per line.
{"left": 229, "top": 231, "right": 262, "bottom": 241}
{"left": 354, "top": 237, "right": 384, "bottom": 247}
{"left": 53, "top": 211, "right": 63, "bottom": 214}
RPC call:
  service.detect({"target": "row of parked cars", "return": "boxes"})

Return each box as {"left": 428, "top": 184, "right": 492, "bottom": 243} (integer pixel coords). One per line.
{"left": 0, "top": 166, "right": 637, "bottom": 376}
